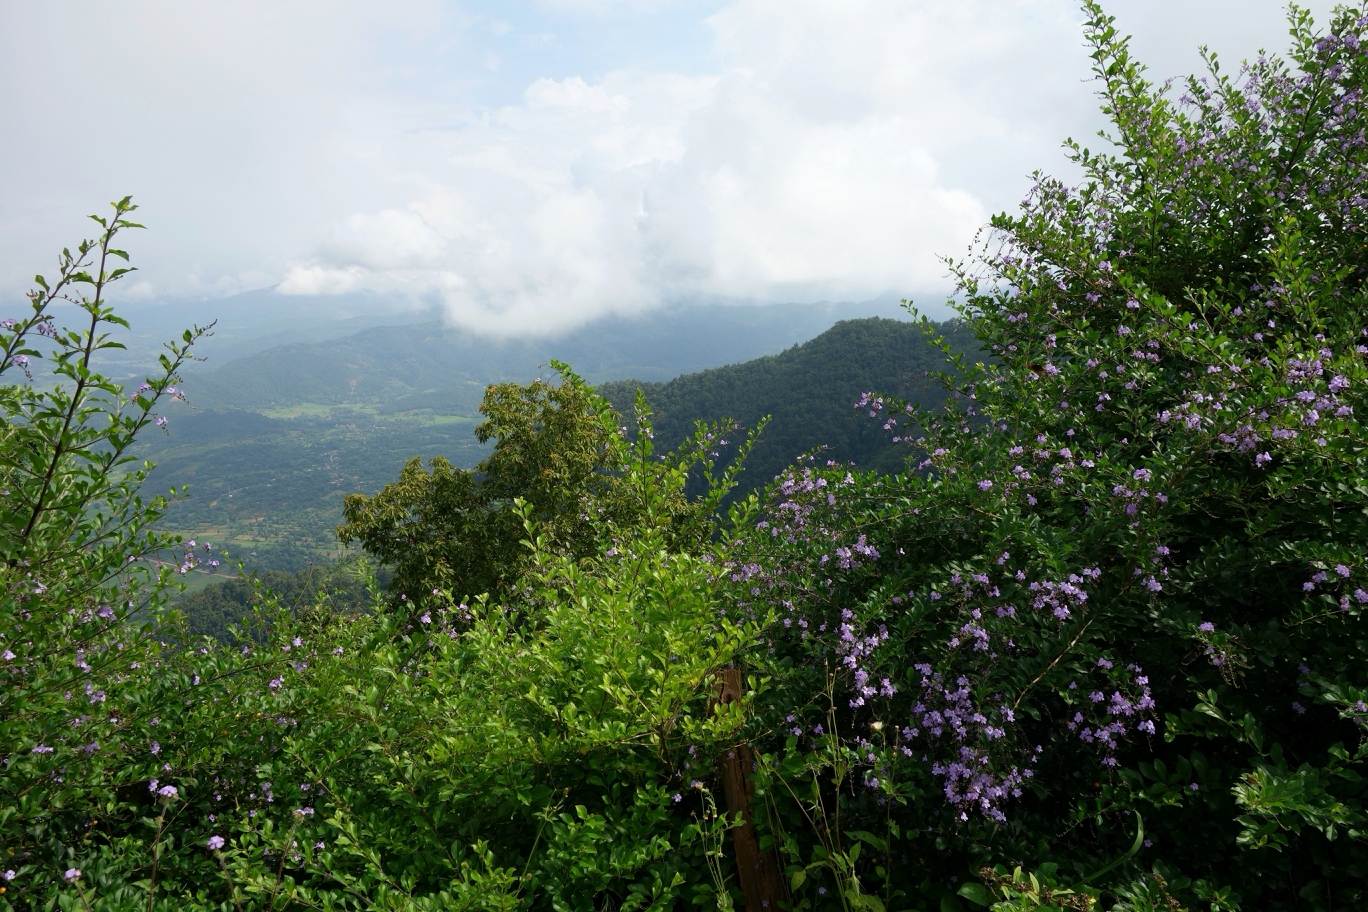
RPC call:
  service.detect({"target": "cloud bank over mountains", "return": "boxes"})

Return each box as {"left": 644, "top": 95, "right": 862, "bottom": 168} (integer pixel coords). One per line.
{"left": 0, "top": 0, "right": 1339, "bottom": 335}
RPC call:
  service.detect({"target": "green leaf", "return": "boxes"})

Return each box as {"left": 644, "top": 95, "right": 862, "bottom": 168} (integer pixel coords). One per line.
{"left": 846, "top": 829, "right": 887, "bottom": 851}
{"left": 957, "top": 883, "right": 994, "bottom": 908}
{"left": 939, "top": 894, "right": 965, "bottom": 912}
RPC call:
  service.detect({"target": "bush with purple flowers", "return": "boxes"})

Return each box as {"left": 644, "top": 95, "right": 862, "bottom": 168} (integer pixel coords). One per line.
{"left": 6, "top": 3, "right": 1368, "bottom": 911}
{"left": 726, "top": 3, "right": 1368, "bottom": 908}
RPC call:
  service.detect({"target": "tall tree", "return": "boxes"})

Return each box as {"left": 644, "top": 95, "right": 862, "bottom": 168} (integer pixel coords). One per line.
{"left": 338, "top": 363, "right": 759, "bottom": 605}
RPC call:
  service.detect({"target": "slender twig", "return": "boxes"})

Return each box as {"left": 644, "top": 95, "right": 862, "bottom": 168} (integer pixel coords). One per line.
{"left": 215, "top": 852, "right": 246, "bottom": 912}
{"left": 146, "top": 804, "right": 167, "bottom": 912}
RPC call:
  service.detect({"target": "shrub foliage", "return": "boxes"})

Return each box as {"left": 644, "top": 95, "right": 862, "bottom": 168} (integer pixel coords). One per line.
{"left": 3, "top": 4, "right": 1368, "bottom": 910}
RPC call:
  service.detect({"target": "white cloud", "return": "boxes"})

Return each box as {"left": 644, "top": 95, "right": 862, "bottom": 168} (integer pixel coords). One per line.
{"left": 280, "top": 0, "right": 1079, "bottom": 332}
{"left": 0, "top": 0, "right": 1344, "bottom": 335}
{"left": 533, "top": 0, "right": 698, "bottom": 13}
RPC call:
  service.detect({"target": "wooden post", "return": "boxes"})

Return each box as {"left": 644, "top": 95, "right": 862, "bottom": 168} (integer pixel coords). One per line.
{"left": 717, "top": 667, "right": 786, "bottom": 911}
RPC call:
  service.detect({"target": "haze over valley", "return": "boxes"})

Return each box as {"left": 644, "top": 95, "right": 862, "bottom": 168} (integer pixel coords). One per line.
{"left": 129, "top": 291, "right": 955, "bottom": 572}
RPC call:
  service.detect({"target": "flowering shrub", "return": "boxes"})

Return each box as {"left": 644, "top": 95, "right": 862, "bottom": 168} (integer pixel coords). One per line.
{"left": 732, "top": 3, "right": 1368, "bottom": 909}
{"left": 6, "top": 3, "right": 1368, "bottom": 910}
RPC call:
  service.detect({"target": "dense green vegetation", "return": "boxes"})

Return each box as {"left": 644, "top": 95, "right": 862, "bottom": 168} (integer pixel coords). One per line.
{"left": 137, "top": 317, "right": 954, "bottom": 574}
{"left": 135, "top": 408, "right": 489, "bottom": 571}
{"left": 170, "top": 317, "right": 962, "bottom": 637}
{"left": 4, "top": 5, "right": 1368, "bottom": 910}
{"left": 599, "top": 317, "right": 978, "bottom": 494}
{"left": 173, "top": 557, "right": 389, "bottom": 641}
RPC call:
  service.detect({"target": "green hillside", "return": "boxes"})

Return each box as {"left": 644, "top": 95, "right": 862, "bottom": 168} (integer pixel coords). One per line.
{"left": 153, "top": 315, "right": 966, "bottom": 580}
{"left": 176, "top": 298, "right": 920, "bottom": 413}
{"left": 137, "top": 409, "right": 489, "bottom": 571}
{"left": 141, "top": 303, "right": 947, "bottom": 571}
{"left": 599, "top": 317, "right": 974, "bottom": 493}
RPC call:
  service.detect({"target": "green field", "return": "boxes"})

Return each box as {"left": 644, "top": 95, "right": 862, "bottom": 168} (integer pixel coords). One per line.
{"left": 136, "top": 409, "right": 490, "bottom": 571}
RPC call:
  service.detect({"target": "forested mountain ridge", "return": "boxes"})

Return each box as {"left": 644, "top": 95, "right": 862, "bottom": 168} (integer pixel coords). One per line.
{"left": 153, "top": 315, "right": 964, "bottom": 574}
{"left": 599, "top": 316, "right": 977, "bottom": 492}
{"left": 176, "top": 296, "right": 922, "bottom": 414}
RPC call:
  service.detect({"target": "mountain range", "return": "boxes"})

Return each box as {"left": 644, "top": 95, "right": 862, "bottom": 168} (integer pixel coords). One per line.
{"left": 172, "top": 294, "right": 927, "bottom": 414}
{"left": 131, "top": 297, "right": 965, "bottom": 572}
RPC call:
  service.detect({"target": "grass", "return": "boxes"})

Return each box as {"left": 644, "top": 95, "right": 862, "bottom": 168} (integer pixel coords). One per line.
{"left": 260, "top": 403, "right": 477, "bottom": 426}
{"left": 261, "top": 403, "right": 380, "bottom": 419}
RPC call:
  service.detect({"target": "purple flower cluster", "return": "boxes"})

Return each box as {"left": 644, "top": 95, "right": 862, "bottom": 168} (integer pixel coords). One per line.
{"left": 1029, "top": 571, "right": 1097, "bottom": 621}
{"left": 1065, "top": 665, "right": 1156, "bottom": 766}
{"left": 836, "top": 609, "right": 894, "bottom": 707}
{"left": 910, "top": 665, "right": 1034, "bottom": 822}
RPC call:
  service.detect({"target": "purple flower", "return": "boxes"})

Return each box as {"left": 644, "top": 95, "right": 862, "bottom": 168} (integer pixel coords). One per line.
{"left": 31, "top": 744, "right": 53, "bottom": 754}
{"left": 158, "top": 785, "right": 179, "bottom": 799}
{"left": 207, "top": 835, "right": 225, "bottom": 850}
{"left": 1198, "top": 622, "right": 1215, "bottom": 633}
{"left": 978, "top": 479, "right": 993, "bottom": 491}
{"left": 1292, "top": 702, "right": 1306, "bottom": 715}
{"left": 1335, "top": 564, "right": 1351, "bottom": 578}
{"left": 64, "top": 868, "right": 81, "bottom": 883}
{"left": 1, "top": 870, "right": 13, "bottom": 881}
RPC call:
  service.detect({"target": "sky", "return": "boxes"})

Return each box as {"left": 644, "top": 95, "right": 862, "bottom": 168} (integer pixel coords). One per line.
{"left": 0, "top": 0, "right": 1344, "bottom": 335}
